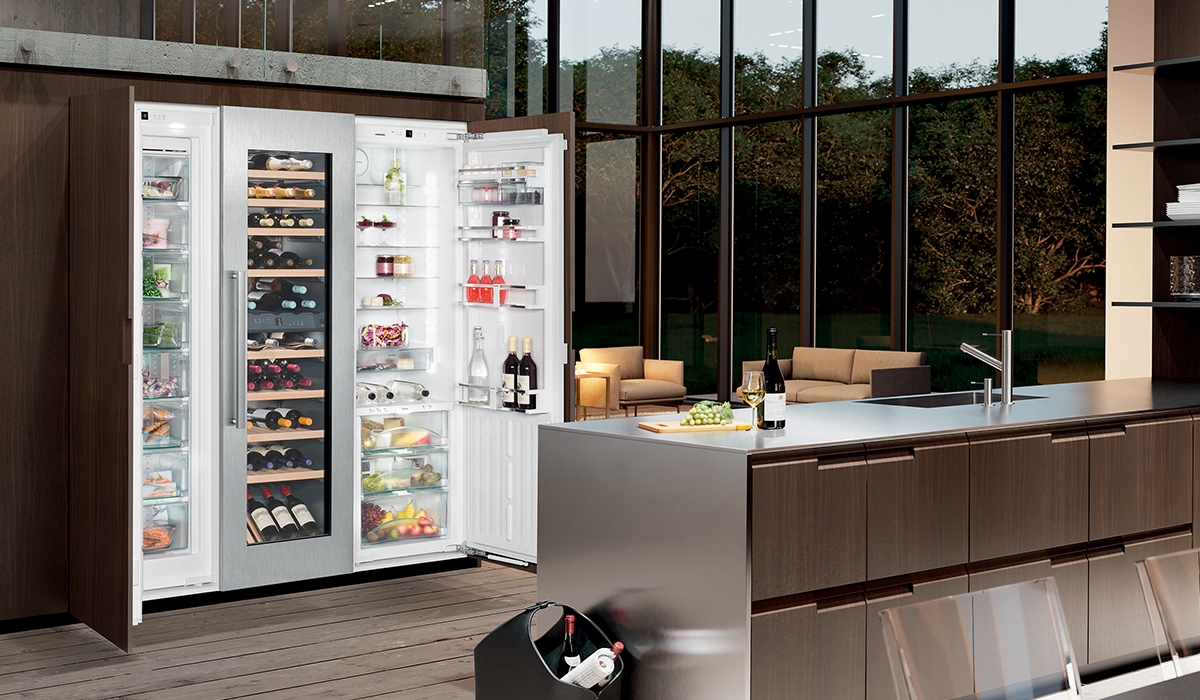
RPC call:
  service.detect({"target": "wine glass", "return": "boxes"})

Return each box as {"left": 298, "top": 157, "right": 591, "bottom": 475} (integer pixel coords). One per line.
{"left": 742, "top": 371, "right": 766, "bottom": 431}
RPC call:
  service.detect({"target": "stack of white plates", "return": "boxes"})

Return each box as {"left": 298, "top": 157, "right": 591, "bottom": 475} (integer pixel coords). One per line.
{"left": 1169, "top": 184, "right": 1200, "bottom": 219}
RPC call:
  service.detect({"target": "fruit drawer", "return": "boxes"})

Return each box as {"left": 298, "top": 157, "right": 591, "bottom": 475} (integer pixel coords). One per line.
{"left": 362, "top": 449, "right": 448, "bottom": 494}
{"left": 361, "top": 489, "right": 447, "bottom": 544}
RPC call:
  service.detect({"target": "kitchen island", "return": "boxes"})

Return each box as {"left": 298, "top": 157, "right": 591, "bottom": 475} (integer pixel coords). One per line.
{"left": 537, "top": 378, "right": 1200, "bottom": 700}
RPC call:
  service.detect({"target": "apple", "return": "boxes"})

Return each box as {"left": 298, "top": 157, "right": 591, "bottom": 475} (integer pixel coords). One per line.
{"left": 422, "top": 525, "right": 436, "bottom": 535}
{"left": 366, "top": 531, "right": 378, "bottom": 542}
{"left": 388, "top": 527, "right": 402, "bottom": 540}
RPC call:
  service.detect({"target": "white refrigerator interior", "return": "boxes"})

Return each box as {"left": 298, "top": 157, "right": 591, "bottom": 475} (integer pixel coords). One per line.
{"left": 352, "top": 117, "right": 566, "bottom": 570}
{"left": 134, "top": 103, "right": 220, "bottom": 620}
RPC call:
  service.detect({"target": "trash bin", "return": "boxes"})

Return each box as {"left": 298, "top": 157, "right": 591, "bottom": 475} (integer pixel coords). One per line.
{"left": 475, "top": 600, "right": 624, "bottom": 699}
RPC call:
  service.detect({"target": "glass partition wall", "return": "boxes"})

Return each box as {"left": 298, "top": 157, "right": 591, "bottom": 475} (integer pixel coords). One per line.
{"left": 138, "top": 0, "right": 1109, "bottom": 398}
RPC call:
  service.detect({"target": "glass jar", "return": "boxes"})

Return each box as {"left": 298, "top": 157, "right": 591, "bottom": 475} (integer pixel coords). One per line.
{"left": 376, "top": 254, "right": 393, "bottom": 277}
{"left": 502, "top": 218, "right": 521, "bottom": 240}
{"left": 395, "top": 254, "right": 414, "bottom": 277}
{"left": 491, "top": 210, "right": 510, "bottom": 238}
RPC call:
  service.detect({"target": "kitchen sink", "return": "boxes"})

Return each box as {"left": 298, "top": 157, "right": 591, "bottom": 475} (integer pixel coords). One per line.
{"left": 858, "top": 392, "right": 1047, "bottom": 408}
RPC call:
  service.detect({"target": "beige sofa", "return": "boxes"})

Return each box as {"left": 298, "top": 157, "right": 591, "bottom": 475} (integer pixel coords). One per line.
{"left": 577, "top": 346, "right": 687, "bottom": 416}
{"left": 741, "top": 347, "right": 930, "bottom": 403}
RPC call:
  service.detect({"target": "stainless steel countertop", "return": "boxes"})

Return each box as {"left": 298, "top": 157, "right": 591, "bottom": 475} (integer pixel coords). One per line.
{"left": 541, "top": 378, "right": 1200, "bottom": 456}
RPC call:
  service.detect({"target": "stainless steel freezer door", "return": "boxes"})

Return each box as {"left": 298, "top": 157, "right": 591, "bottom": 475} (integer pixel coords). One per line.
{"left": 219, "top": 107, "right": 356, "bottom": 590}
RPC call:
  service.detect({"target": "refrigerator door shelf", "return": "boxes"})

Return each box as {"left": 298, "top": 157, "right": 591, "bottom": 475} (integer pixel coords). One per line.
{"left": 357, "top": 400, "right": 454, "bottom": 416}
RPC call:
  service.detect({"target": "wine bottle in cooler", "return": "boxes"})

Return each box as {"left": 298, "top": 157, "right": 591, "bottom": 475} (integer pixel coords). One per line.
{"left": 247, "top": 489, "right": 282, "bottom": 542}
{"left": 280, "top": 291, "right": 317, "bottom": 309}
{"left": 760, "top": 327, "right": 787, "bottom": 430}
{"left": 250, "top": 332, "right": 281, "bottom": 347}
{"left": 493, "top": 260, "right": 507, "bottom": 304}
{"left": 248, "top": 212, "right": 275, "bottom": 228}
{"left": 277, "top": 446, "right": 313, "bottom": 468}
{"left": 281, "top": 408, "right": 314, "bottom": 427}
{"left": 517, "top": 337, "right": 537, "bottom": 412}
{"left": 385, "top": 379, "right": 430, "bottom": 402}
{"left": 281, "top": 486, "right": 321, "bottom": 536}
{"left": 467, "top": 327, "right": 489, "bottom": 404}
{"left": 279, "top": 332, "right": 317, "bottom": 349}
{"left": 279, "top": 251, "right": 314, "bottom": 268}
{"left": 256, "top": 279, "right": 307, "bottom": 294}
{"left": 501, "top": 336, "right": 520, "bottom": 409}
{"left": 247, "top": 408, "right": 292, "bottom": 430}
{"left": 261, "top": 488, "right": 300, "bottom": 538}
{"left": 250, "top": 444, "right": 291, "bottom": 468}
{"left": 296, "top": 214, "right": 315, "bottom": 228}
{"left": 247, "top": 291, "right": 297, "bottom": 311}
{"left": 556, "top": 614, "right": 581, "bottom": 677}
{"left": 355, "top": 383, "right": 378, "bottom": 404}
{"left": 246, "top": 450, "right": 273, "bottom": 471}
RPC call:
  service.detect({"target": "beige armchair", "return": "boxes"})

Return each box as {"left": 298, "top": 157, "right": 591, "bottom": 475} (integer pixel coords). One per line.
{"left": 577, "top": 346, "right": 687, "bottom": 417}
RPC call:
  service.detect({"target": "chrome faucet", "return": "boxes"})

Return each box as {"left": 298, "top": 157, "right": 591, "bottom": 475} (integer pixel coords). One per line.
{"left": 960, "top": 330, "right": 1013, "bottom": 406}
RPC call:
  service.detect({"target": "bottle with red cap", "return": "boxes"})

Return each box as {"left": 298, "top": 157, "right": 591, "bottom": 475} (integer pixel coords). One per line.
{"left": 555, "top": 614, "right": 581, "bottom": 677}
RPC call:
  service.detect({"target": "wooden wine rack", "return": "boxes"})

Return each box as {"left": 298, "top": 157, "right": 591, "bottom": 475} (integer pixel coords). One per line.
{"left": 246, "top": 466, "right": 324, "bottom": 484}
{"left": 247, "top": 269, "right": 326, "bottom": 278}
{"left": 247, "top": 389, "right": 324, "bottom": 402}
{"left": 247, "top": 169, "right": 326, "bottom": 180}
{"left": 246, "top": 426, "right": 325, "bottom": 443}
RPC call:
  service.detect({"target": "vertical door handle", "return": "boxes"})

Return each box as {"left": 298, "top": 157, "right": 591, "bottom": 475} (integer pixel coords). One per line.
{"left": 228, "top": 270, "right": 245, "bottom": 426}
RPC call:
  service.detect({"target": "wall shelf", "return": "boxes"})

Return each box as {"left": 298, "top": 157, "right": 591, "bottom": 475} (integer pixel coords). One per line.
{"left": 1113, "top": 55, "right": 1200, "bottom": 75}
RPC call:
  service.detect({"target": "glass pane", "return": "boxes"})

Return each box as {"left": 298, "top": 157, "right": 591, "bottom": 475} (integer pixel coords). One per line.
{"left": 196, "top": 0, "right": 230, "bottom": 46}
{"left": 1016, "top": 0, "right": 1107, "bottom": 78}
{"left": 574, "top": 134, "right": 641, "bottom": 358}
{"left": 155, "top": 0, "right": 183, "bottom": 42}
{"left": 292, "top": 0, "right": 330, "bottom": 54}
{"left": 346, "top": 0, "right": 441, "bottom": 63}
{"left": 909, "top": 0, "right": 998, "bottom": 92}
{"left": 908, "top": 97, "right": 997, "bottom": 392}
{"left": 454, "top": 0, "right": 488, "bottom": 69}
{"left": 241, "top": 0, "right": 278, "bottom": 51}
{"left": 561, "top": 0, "right": 641, "bottom": 124}
{"left": 663, "top": 0, "right": 721, "bottom": 123}
{"left": 735, "top": 0, "right": 803, "bottom": 115}
{"left": 1013, "top": 87, "right": 1105, "bottom": 385}
{"left": 817, "top": 0, "right": 892, "bottom": 104}
{"left": 816, "top": 110, "right": 892, "bottom": 348}
{"left": 484, "top": 0, "right": 550, "bottom": 118}
{"left": 734, "top": 120, "right": 804, "bottom": 386}
{"left": 661, "top": 130, "right": 720, "bottom": 394}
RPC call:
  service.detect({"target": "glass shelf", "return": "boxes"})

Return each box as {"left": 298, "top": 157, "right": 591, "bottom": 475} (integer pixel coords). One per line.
{"left": 356, "top": 275, "right": 437, "bottom": 280}
{"left": 356, "top": 244, "right": 440, "bottom": 249}
{"left": 356, "top": 400, "right": 454, "bottom": 416}
{"left": 361, "top": 444, "right": 449, "bottom": 459}
{"left": 357, "top": 305, "right": 436, "bottom": 310}
{"left": 247, "top": 269, "right": 326, "bottom": 278}
{"left": 142, "top": 245, "right": 190, "bottom": 253}
{"left": 143, "top": 494, "right": 190, "bottom": 506}
{"left": 457, "top": 400, "right": 550, "bottom": 416}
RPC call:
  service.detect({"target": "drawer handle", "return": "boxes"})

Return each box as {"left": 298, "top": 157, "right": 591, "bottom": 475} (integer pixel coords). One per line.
{"left": 1089, "top": 425, "right": 1126, "bottom": 439}
{"left": 1050, "top": 429, "right": 1089, "bottom": 444}
{"left": 818, "top": 453, "right": 867, "bottom": 470}
{"left": 816, "top": 595, "right": 864, "bottom": 613}
{"left": 866, "top": 447, "right": 915, "bottom": 465}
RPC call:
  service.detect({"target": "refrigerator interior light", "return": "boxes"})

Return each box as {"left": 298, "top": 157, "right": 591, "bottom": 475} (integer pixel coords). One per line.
{"left": 168, "top": 123, "right": 188, "bottom": 130}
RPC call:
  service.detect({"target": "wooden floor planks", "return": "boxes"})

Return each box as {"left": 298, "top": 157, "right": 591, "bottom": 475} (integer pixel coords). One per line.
{"left": 0, "top": 563, "right": 537, "bottom": 700}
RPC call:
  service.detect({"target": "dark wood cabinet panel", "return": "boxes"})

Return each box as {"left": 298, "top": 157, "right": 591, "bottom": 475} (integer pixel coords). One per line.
{"left": 67, "top": 88, "right": 135, "bottom": 651}
{"left": 866, "top": 437, "right": 969, "bottom": 580}
{"left": 1088, "top": 531, "right": 1191, "bottom": 666}
{"left": 752, "top": 592, "right": 866, "bottom": 700}
{"left": 752, "top": 449, "right": 867, "bottom": 600}
{"left": 968, "top": 425, "right": 1089, "bottom": 562}
{"left": 968, "top": 552, "right": 1090, "bottom": 664}
{"left": 1089, "top": 415, "right": 1192, "bottom": 540}
{"left": 865, "top": 571, "right": 969, "bottom": 700}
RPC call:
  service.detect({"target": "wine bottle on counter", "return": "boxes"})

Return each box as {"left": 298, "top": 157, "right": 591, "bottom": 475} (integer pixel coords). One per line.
{"left": 502, "top": 336, "right": 519, "bottom": 409}
{"left": 247, "top": 489, "right": 282, "bottom": 542}
{"left": 556, "top": 615, "right": 581, "bottom": 677}
{"left": 386, "top": 379, "right": 429, "bottom": 402}
{"left": 248, "top": 408, "right": 292, "bottom": 430}
{"left": 760, "top": 327, "right": 786, "bottom": 430}
{"left": 517, "top": 337, "right": 537, "bottom": 412}
{"left": 261, "top": 488, "right": 300, "bottom": 538}
{"left": 248, "top": 212, "right": 275, "bottom": 228}
{"left": 281, "top": 486, "right": 321, "bottom": 536}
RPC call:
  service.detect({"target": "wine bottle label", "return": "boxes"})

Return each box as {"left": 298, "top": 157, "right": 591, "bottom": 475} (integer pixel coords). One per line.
{"left": 503, "top": 372, "right": 517, "bottom": 402}
{"left": 517, "top": 376, "right": 531, "bottom": 406}
{"left": 764, "top": 393, "right": 786, "bottom": 421}
{"left": 250, "top": 507, "right": 275, "bottom": 533}
{"left": 290, "top": 503, "right": 316, "bottom": 528}
{"left": 271, "top": 505, "right": 298, "bottom": 529}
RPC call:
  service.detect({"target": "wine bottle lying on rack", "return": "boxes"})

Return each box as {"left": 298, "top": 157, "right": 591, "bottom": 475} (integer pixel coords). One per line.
{"left": 271, "top": 331, "right": 317, "bottom": 349}
{"left": 247, "top": 291, "right": 297, "bottom": 311}
{"left": 271, "top": 443, "right": 314, "bottom": 467}
{"left": 386, "top": 379, "right": 430, "bottom": 402}
{"left": 261, "top": 488, "right": 300, "bottom": 538}
{"left": 248, "top": 213, "right": 275, "bottom": 228}
{"left": 249, "top": 444, "right": 290, "bottom": 469}
{"left": 246, "top": 450, "right": 274, "bottom": 471}
{"left": 248, "top": 154, "right": 313, "bottom": 171}
{"left": 248, "top": 408, "right": 292, "bottom": 430}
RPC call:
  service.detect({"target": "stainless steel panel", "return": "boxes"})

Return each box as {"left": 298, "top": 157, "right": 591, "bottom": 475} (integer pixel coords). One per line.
{"left": 219, "top": 106, "right": 355, "bottom": 590}
{"left": 538, "top": 427, "right": 751, "bottom": 700}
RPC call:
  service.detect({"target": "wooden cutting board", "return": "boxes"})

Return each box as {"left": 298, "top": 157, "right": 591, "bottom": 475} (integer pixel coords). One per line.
{"left": 638, "top": 420, "right": 752, "bottom": 433}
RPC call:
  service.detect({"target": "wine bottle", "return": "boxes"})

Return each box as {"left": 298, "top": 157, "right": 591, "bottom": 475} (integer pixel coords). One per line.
{"left": 249, "top": 444, "right": 289, "bottom": 468}
{"left": 385, "top": 379, "right": 430, "bottom": 403}
{"left": 276, "top": 213, "right": 297, "bottom": 228}
{"left": 247, "top": 489, "right": 282, "bottom": 542}
{"left": 263, "top": 445, "right": 294, "bottom": 468}
{"left": 248, "top": 212, "right": 275, "bottom": 228}
{"left": 247, "top": 337, "right": 263, "bottom": 350}
{"left": 252, "top": 184, "right": 275, "bottom": 198}
{"left": 246, "top": 450, "right": 273, "bottom": 471}
{"left": 281, "top": 409, "right": 314, "bottom": 427}
{"left": 556, "top": 614, "right": 581, "bottom": 677}
{"left": 286, "top": 187, "right": 316, "bottom": 199}
{"left": 281, "top": 485, "right": 321, "bottom": 536}
{"left": 296, "top": 215, "right": 315, "bottom": 228}
{"left": 278, "top": 446, "right": 314, "bottom": 469}
{"left": 355, "top": 383, "right": 378, "bottom": 404}
{"left": 761, "top": 327, "right": 787, "bottom": 430}
{"left": 256, "top": 279, "right": 307, "bottom": 294}
{"left": 280, "top": 332, "right": 317, "bottom": 349}
{"left": 279, "top": 251, "right": 314, "bottom": 267}
{"left": 250, "top": 332, "right": 280, "bottom": 347}
{"left": 359, "top": 382, "right": 395, "bottom": 403}
{"left": 247, "top": 291, "right": 297, "bottom": 311}
{"left": 467, "top": 327, "right": 489, "bottom": 404}
{"left": 271, "top": 185, "right": 289, "bottom": 198}
{"left": 261, "top": 488, "right": 300, "bottom": 538}
{"left": 247, "top": 408, "right": 292, "bottom": 430}
{"left": 517, "top": 337, "right": 537, "bottom": 411}
{"left": 280, "top": 291, "right": 317, "bottom": 309}
{"left": 501, "top": 336, "right": 519, "bottom": 409}
{"left": 248, "top": 153, "right": 292, "bottom": 170}
{"left": 493, "top": 260, "right": 507, "bottom": 304}
{"left": 595, "top": 643, "right": 624, "bottom": 689}
{"left": 250, "top": 251, "right": 280, "bottom": 269}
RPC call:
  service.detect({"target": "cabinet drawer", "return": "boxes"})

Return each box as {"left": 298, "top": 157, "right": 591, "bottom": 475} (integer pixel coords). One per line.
{"left": 969, "top": 425, "right": 1089, "bottom": 561}
{"left": 968, "top": 551, "right": 1090, "bottom": 664}
{"left": 866, "top": 438, "right": 969, "bottom": 579}
{"left": 752, "top": 450, "right": 867, "bottom": 600}
{"left": 751, "top": 592, "right": 866, "bottom": 700}
{"left": 1089, "top": 415, "right": 1191, "bottom": 540}
{"left": 865, "top": 571, "right": 969, "bottom": 700}
{"left": 1088, "top": 531, "right": 1190, "bottom": 666}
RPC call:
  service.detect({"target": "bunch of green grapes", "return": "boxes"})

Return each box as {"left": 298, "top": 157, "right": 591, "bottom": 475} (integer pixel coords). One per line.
{"left": 680, "top": 400, "right": 735, "bottom": 426}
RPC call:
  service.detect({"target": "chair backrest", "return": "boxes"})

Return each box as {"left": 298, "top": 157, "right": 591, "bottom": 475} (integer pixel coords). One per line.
{"left": 578, "top": 346, "right": 645, "bottom": 380}
{"left": 1138, "top": 546, "right": 1200, "bottom": 676}
{"left": 880, "top": 578, "right": 1081, "bottom": 700}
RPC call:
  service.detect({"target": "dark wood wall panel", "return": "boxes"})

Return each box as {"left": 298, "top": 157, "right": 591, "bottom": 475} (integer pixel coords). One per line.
{"left": 0, "top": 71, "right": 73, "bottom": 622}
{"left": 0, "top": 64, "right": 484, "bottom": 625}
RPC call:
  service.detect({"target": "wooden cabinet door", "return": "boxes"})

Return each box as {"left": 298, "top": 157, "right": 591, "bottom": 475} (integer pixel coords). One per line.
{"left": 866, "top": 436, "right": 969, "bottom": 580}
{"left": 752, "top": 590, "right": 866, "bottom": 700}
{"left": 968, "top": 552, "right": 1090, "bottom": 664}
{"left": 752, "top": 448, "right": 867, "bottom": 600}
{"left": 1089, "top": 414, "right": 1192, "bottom": 541}
{"left": 865, "top": 571, "right": 969, "bottom": 700}
{"left": 1088, "top": 531, "right": 1190, "bottom": 666}
{"left": 968, "top": 424, "right": 1089, "bottom": 561}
